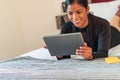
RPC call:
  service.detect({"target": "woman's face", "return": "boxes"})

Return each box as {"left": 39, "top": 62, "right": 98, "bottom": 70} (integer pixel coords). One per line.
{"left": 67, "top": 2, "right": 89, "bottom": 28}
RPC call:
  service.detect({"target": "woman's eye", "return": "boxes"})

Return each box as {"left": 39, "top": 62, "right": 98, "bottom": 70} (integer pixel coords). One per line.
{"left": 77, "top": 11, "right": 81, "bottom": 14}
{"left": 68, "top": 12, "right": 73, "bottom": 15}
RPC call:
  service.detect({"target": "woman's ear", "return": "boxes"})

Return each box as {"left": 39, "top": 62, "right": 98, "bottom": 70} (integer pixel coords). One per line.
{"left": 87, "top": 6, "right": 90, "bottom": 14}
{"left": 118, "top": 5, "right": 120, "bottom": 9}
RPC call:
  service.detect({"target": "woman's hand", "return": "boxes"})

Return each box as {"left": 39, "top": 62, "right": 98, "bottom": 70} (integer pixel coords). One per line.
{"left": 56, "top": 55, "right": 63, "bottom": 59}
{"left": 43, "top": 45, "right": 47, "bottom": 49}
{"left": 43, "top": 45, "right": 63, "bottom": 59}
{"left": 76, "top": 42, "right": 93, "bottom": 60}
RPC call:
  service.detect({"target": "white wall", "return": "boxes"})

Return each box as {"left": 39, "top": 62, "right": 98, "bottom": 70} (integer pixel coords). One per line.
{"left": 16, "top": 0, "right": 65, "bottom": 51}
{"left": 0, "top": 0, "right": 26, "bottom": 60}
{"left": 0, "top": 0, "right": 65, "bottom": 61}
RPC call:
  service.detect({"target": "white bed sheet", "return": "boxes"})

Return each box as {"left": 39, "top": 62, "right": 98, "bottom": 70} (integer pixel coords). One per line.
{"left": 19, "top": 44, "right": 120, "bottom": 60}
{"left": 20, "top": 48, "right": 57, "bottom": 60}
{"left": 108, "top": 44, "right": 120, "bottom": 57}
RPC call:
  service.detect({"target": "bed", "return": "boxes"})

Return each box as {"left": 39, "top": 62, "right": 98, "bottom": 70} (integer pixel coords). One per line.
{"left": 0, "top": 0, "right": 120, "bottom": 80}
{"left": 0, "top": 44, "right": 120, "bottom": 80}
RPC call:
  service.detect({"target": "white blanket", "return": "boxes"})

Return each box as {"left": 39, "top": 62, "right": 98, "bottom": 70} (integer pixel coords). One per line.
{"left": 20, "top": 44, "right": 120, "bottom": 60}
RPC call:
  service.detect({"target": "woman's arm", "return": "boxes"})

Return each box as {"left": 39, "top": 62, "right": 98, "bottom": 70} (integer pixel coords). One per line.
{"left": 93, "top": 20, "right": 111, "bottom": 58}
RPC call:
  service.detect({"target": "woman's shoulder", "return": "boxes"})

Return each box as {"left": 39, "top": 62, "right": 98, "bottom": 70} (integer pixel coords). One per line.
{"left": 89, "top": 13, "right": 109, "bottom": 24}
{"left": 88, "top": 13, "right": 111, "bottom": 33}
{"left": 61, "top": 21, "right": 75, "bottom": 33}
{"left": 62, "top": 21, "right": 74, "bottom": 29}
{"left": 62, "top": 21, "right": 73, "bottom": 26}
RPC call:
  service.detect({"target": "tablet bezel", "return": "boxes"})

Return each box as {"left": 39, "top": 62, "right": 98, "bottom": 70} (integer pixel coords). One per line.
{"left": 43, "top": 32, "right": 84, "bottom": 56}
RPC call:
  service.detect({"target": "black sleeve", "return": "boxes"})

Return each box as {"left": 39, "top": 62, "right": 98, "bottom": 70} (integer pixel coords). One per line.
{"left": 61, "top": 22, "right": 73, "bottom": 34}
{"left": 57, "top": 56, "right": 71, "bottom": 60}
{"left": 92, "top": 20, "right": 111, "bottom": 58}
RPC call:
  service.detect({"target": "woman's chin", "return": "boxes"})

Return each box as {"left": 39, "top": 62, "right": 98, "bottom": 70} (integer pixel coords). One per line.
{"left": 74, "top": 23, "right": 80, "bottom": 27}
{"left": 74, "top": 24, "right": 82, "bottom": 28}
{"left": 74, "top": 23, "right": 87, "bottom": 28}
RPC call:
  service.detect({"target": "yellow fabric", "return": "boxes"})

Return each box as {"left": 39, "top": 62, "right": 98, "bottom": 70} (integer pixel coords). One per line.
{"left": 105, "top": 56, "right": 120, "bottom": 64}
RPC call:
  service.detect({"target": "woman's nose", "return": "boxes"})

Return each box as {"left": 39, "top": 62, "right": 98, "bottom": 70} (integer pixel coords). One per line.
{"left": 72, "top": 13, "right": 78, "bottom": 21}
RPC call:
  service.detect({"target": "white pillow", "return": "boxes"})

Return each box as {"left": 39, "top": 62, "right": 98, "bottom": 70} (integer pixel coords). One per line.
{"left": 108, "top": 44, "right": 120, "bottom": 57}
{"left": 19, "top": 48, "right": 57, "bottom": 60}
{"left": 89, "top": 0, "right": 120, "bottom": 21}
{"left": 19, "top": 46, "right": 120, "bottom": 60}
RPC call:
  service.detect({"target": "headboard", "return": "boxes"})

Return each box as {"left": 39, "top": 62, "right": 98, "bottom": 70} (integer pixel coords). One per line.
{"left": 91, "top": 0, "right": 114, "bottom": 3}
{"left": 89, "top": 0, "right": 120, "bottom": 21}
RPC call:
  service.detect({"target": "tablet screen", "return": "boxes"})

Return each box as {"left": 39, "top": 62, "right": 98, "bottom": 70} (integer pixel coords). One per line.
{"left": 43, "top": 32, "right": 84, "bottom": 56}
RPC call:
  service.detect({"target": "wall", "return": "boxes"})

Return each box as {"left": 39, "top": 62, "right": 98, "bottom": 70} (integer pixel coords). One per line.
{"left": 0, "top": 0, "right": 26, "bottom": 60}
{"left": 0, "top": 0, "right": 65, "bottom": 61}
{"left": 16, "top": 0, "right": 65, "bottom": 51}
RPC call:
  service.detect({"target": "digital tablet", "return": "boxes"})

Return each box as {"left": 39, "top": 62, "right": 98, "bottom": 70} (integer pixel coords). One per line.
{"left": 43, "top": 32, "right": 84, "bottom": 56}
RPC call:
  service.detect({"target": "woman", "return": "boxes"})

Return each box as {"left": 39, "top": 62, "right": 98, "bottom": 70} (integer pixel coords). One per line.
{"left": 57, "top": 0, "right": 111, "bottom": 60}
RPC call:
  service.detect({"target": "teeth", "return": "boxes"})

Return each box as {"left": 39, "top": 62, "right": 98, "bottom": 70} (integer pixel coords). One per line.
{"left": 74, "top": 20, "right": 80, "bottom": 23}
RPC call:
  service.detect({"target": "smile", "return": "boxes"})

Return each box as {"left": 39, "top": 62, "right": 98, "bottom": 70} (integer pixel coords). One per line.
{"left": 73, "top": 20, "right": 80, "bottom": 24}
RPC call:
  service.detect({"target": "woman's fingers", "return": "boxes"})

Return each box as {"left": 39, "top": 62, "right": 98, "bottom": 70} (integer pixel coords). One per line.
{"left": 83, "top": 42, "right": 87, "bottom": 47}
{"left": 43, "top": 45, "right": 47, "bottom": 48}
{"left": 57, "top": 56, "right": 63, "bottom": 58}
{"left": 76, "top": 43, "right": 93, "bottom": 59}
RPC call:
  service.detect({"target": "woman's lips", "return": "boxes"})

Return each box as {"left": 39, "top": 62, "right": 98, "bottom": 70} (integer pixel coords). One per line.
{"left": 73, "top": 20, "right": 80, "bottom": 24}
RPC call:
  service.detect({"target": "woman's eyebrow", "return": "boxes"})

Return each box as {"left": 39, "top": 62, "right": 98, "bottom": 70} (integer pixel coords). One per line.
{"left": 67, "top": 9, "right": 83, "bottom": 12}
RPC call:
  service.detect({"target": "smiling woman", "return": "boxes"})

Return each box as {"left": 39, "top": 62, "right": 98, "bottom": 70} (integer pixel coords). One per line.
{"left": 56, "top": 0, "right": 111, "bottom": 60}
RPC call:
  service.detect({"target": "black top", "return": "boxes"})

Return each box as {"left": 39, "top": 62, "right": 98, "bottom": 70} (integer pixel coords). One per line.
{"left": 59, "top": 13, "right": 111, "bottom": 59}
